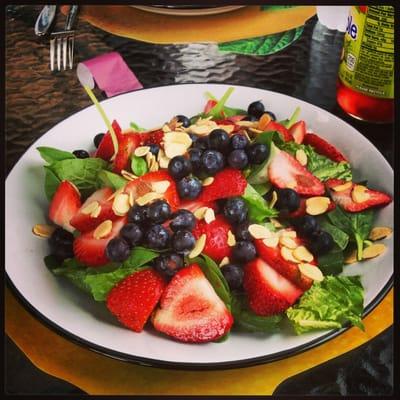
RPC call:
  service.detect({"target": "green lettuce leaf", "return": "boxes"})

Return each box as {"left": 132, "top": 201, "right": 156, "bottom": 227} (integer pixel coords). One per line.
{"left": 317, "top": 245, "right": 344, "bottom": 276}
{"left": 242, "top": 183, "right": 278, "bottom": 223}
{"left": 130, "top": 121, "right": 146, "bottom": 131}
{"left": 131, "top": 155, "right": 148, "bottom": 176}
{"left": 286, "top": 276, "right": 364, "bottom": 334}
{"left": 37, "top": 146, "right": 76, "bottom": 164}
{"left": 98, "top": 170, "right": 128, "bottom": 190}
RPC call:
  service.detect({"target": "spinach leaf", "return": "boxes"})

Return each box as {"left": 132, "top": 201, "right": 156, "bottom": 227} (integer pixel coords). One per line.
{"left": 48, "top": 157, "right": 108, "bottom": 197}
{"left": 317, "top": 244, "right": 344, "bottom": 276}
{"left": 242, "top": 183, "right": 278, "bottom": 223}
{"left": 43, "top": 166, "right": 61, "bottom": 200}
{"left": 204, "top": 87, "right": 235, "bottom": 119}
{"left": 252, "top": 182, "right": 271, "bottom": 196}
{"left": 255, "top": 130, "right": 283, "bottom": 147}
{"left": 131, "top": 155, "right": 148, "bottom": 177}
{"left": 98, "top": 170, "right": 128, "bottom": 190}
{"left": 247, "top": 142, "right": 280, "bottom": 185}
{"left": 280, "top": 107, "right": 301, "bottom": 129}
{"left": 319, "top": 218, "right": 349, "bottom": 250}
{"left": 37, "top": 146, "right": 76, "bottom": 164}
{"left": 130, "top": 121, "right": 146, "bottom": 131}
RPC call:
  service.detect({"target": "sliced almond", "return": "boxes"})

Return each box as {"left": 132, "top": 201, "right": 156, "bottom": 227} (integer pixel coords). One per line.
{"left": 217, "top": 124, "right": 234, "bottom": 134}
{"left": 121, "top": 170, "right": 138, "bottom": 181}
{"left": 298, "top": 263, "right": 324, "bottom": 282}
{"left": 295, "top": 149, "right": 308, "bottom": 166}
{"left": 157, "top": 149, "right": 170, "bottom": 169}
{"left": 135, "top": 192, "right": 163, "bottom": 206}
{"left": 270, "top": 218, "right": 284, "bottom": 228}
{"left": 134, "top": 146, "right": 150, "bottom": 157}
{"left": 149, "top": 158, "right": 159, "bottom": 172}
{"left": 305, "top": 196, "right": 331, "bottom": 216}
{"left": 93, "top": 220, "right": 112, "bottom": 240}
{"left": 368, "top": 226, "right": 393, "bottom": 241}
{"left": 145, "top": 152, "right": 154, "bottom": 167}
{"left": 286, "top": 181, "right": 297, "bottom": 189}
{"left": 262, "top": 236, "right": 279, "bottom": 248}
{"left": 162, "top": 123, "right": 171, "bottom": 133}
{"left": 351, "top": 185, "right": 370, "bottom": 203}
{"left": 332, "top": 181, "right": 353, "bottom": 192}
{"left": 128, "top": 191, "right": 135, "bottom": 207}
{"left": 164, "top": 131, "right": 192, "bottom": 147}
{"left": 90, "top": 204, "right": 102, "bottom": 218}
{"left": 164, "top": 142, "right": 188, "bottom": 159}
{"left": 270, "top": 191, "right": 278, "bottom": 208}
{"left": 227, "top": 230, "right": 236, "bottom": 247}
{"left": 32, "top": 224, "right": 56, "bottom": 238}
{"left": 219, "top": 257, "right": 230, "bottom": 267}
{"left": 202, "top": 177, "right": 214, "bottom": 186}
{"left": 344, "top": 249, "right": 358, "bottom": 264}
{"left": 280, "top": 246, "right": 300, "bottom": 263}
{"left": 112, "top": 193, "right": 130, "bottom": 216}
{"left": 107, "top": 187, "right": 124, "bottom": 202}
{"left": 279, "top": 236, "right": 298, "bottom": 249}
{"left": 204, "top": 207, "right": 216, "bottom": 224}
{"left": 81, "top": 201, "right": 100, "bottom": 215}
{"left": 194, "top": 207, "right": 208, "bottom": 220}
{"left": 293, "top": 246, "right": 314, "bottom": 262}
{"left": 249, "top": 127, "right": 263, "bottom": 135}
{"left": 151, "top": 180, "right": 170, "bottom": 194}
{"left": 236, "top": 120, "right": 258, "bottom": 128}
{"left": 188, "top": 234, "right": 206, "bottom": 258}
{"left": 258, "top": 113, "right": 272, "bottom": 130}
{"left": 279, "top": 229, "right": 297, "bottom": 238}
{"left": 362, "top": 243, "right": 386, "bottom": 259}
{"left": 249, "top": 224, "right": 272, "bottom": 239}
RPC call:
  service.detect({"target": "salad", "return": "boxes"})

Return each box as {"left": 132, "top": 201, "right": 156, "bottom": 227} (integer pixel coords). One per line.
{"left": 33, "top": 87, "right": 393, "bottom": 343}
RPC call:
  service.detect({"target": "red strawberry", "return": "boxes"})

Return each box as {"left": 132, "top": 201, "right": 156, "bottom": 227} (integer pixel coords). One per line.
{"left": 70, "top": 187, "right": 118, "bottom": 232}
{"left": 49, "top": 180, "right": 81, "bottom": 232}
{"left": 139, "top": 129, "right": 164, "bottom": 146}
{"left": 303, "top": 133, "right": 347, "bottom": 162}
{"left": 254, "top": 237, "right": 313, "bottom": 291}
{"left": 214, "top": 118, "right": 243, "bottom": 133}
{"left": 289, "top": 120, "right": 306, "bottom": 144}
{"left": 192, "top": 215, "right": 232, "bottom": 262}
{"left": 268, "top": 150, "right": 325, "bottom": 196}
{"left": 244, "top": 258, "right": 304, "bottom": 316}
{"left": 180, "top": 199, "right": 217, "bottom": 213}
{"left": 152, "top": 264, "right": 233, "bottom": 343}
{"left": 264, "top": 120, "right": 293, "bottom": 142}
{"left": 73, "top": 217, "right": 127, "bottom": 266}
{"left": 197, "top": 168, "right": 247, "bottom": 202}
{"left": 124, "top": 170, "right": 180, "bottom": 211}
{"left": 106, "top": 269, "right": 166, "bottom": 332}
{"left": 112, "top": 133, "right": 141, "bottom": 173}
{"left": 203, "top": 99, "right": 217, "bottom": 114}
{"left": 95, "top": 120, "right": 123, "bottom": 161}
{"left": 326, "top": 179, "right": 392, "bottom": 212}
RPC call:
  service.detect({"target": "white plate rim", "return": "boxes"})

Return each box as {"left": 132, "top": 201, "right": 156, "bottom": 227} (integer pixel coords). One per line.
{"left": 6, "top": 83, "right": 393, "bottom": 370}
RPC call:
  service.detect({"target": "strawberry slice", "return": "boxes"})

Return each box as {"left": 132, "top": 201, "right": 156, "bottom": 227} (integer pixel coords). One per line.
{"left": 268, "top": 150, "right": 325, "bottom": 196}
{"left": 152, "top": 264, "right": 233, "bottom": 343}
{"left": 244, "top": 258, "right": 304, "bottom": 316}
{"left": 192, "top": 215, "right": 232, "bottom": 262}
{"left": 124, "top": 170, "right": 180, "bottom": 211}
{"left": 264, "top": 120, "right": 293, "bottom": 142}
{"left": 254, "top": 237, "right": 313, "bottom": 291}
{"left": 303, "top": 133, "right": 347, "bottom": 162}
{"left": 70, "top": 187, "right": 118, "bottom": 232}
{"left": 203, "top": 99, "right": 217, "bottom": 114}
{"left": 73, "top": 217, "right": 127, "bottom": 267}
{"left": 112, "top": 133, "right": 141, "bottom": 174}
{"left": 289, "top": 120, "right": 306, "bottom": 144}
{"left": 49, "top": 180, "right": 81, "bottom": 232}
{"left": 326, "top": 179, "right": 392, "bottom": 212}
{"left": 197, "top": 168, "right": 247, "bottom": 202}
{"left": 106, "top": 269, "right": 166, "bottom": 332}
{"left": 139, "top": 129, "right": 164, "bottom": 146}
{"left": 95, "top": 120, "right": 123, "bottom": 161}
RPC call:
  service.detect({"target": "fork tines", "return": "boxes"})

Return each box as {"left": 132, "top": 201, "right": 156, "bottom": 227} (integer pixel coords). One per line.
{"left": 50, "top": 30, "right": 75, "bottom": 71}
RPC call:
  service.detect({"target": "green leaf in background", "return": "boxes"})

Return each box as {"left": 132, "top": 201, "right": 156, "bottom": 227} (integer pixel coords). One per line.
{"left": 286, "top": 275, "right": 364, "bottom": 334}
{"left": 204, "top": 92, "right": 246, "bottom": 117}
{"left": 43, "top": 166, "right": 61, "bottom": 201}
{"left": 98, "top": 170, "right": 128, "bottom": 190}
{"left": 280, "top": 106, "right": 301, "bottom": 129}
{"left": 205, "top": 87, "right": 235, "bottom": 119}
{"left": 319, "top": 218, "right": 350, "bottom": 250}
{"left": 131, "top": 155, "right": 148, "bottom": 177}
{"left": 37, "top": 146, "right": 76, "bottom": 164}
{"left": 48, "top": 157, "right": 108, "bottom": 197}
{"left": 260, "top": 5, "right": 298, "bottom": 11}
{"left": 130, "top": 121, "right": 146, "bottom": 131}
{"left": 242, "top": 183, "right": 278, "bottom": 223}
{"left": 218, "top": 26, "right": 304, "bottom": 56}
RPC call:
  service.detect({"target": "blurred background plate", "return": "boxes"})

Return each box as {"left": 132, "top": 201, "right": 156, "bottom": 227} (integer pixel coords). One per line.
{"left": 131, "top": 5, "right": 245, "bottom": 16}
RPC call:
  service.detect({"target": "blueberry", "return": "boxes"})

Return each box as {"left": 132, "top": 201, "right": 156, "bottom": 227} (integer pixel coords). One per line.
{"left": 105, "top": 237, "right": 131, "bottom": 262}
{"left": 120, "top": 223, "right": 143, "bottom": 246}
{"left": 153, "top": 253, "right": 184, "bottom": 279}
{"left": 265, "top": 110, "right": 276, "bottom": 121}
{"left": 168, "top": 155, "right": 192, "bottom": 181}
{"left": 94, "top": 133, "right": 105, "bottom": 148}
{"left": 308, "top": 231, "right": 334, "bottom": 256}
{"left": 228, "top": 149, "right": 248, "bottom": 170}
{"left": 189, "top": 148, "right": 203, "bottom": 171}
{"left": 221, "top": 264, "right": 244, "bottom": 290}
{"left": 230, "top": 134, "right": 249, "bottom": 150}
{"left": 170, "top": 209, "right": 196, "bottom": 232}
{"left": 128, "top": 205, "right": 148, "bottom": 225}
{"left": 246, "top": 143, "right": 269, "bottom": 164}
{"left": 247, "top": 101, "right": 265, "bottom": 119}
{"left": 243, "top": 114, "right": 258, "bottom": 122}
{"left": 201, "top": 149, "right": 225, "bottom": 176}
{"left": 147, "top": 200, "right": 172, "bottom": 224}
{"left": 234, "top": 221, "right": 252, "bottom": 242}
{"left": 189, "top": 133, "right": 199, "bottom": 145}
{"left": 149, "top": 144, "right": 160, "bottom": 156}
{"left": 177, "top": 176, "right": 202, "bottom": 199}
{"left": 294, "top": 215, "right": 321, "bottom": 237}
{"left": 208, "top": 129, "right": 230, "bottom": 153}
{"left": 172, "top": 230, "right": 196, "bottom": 255}
{"left": 48, "top": 228, "right": 74, "bottom": 261}
{"left": 223, "top": 197, "right": 248, "bottom": 225}
{"left": 275, "top": 188, "right": 300, "bottom": 212}
{"left": 232, "top": 241, "right": 257, "bottom": 263}
{"left": 193, "top": 136, "right": 209, "bottom": 151}
{"left": 145, "top": 225, "right": 170, "bottom": 250}
{"left": 73, "top": 149, "right": 90, "bottom": 159}
{"left": 176, "top": 115, "right": 191, "bottom": 128}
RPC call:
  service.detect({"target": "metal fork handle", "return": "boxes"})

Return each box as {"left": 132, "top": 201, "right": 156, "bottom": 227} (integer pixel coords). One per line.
{"left": 64, "top": 5, "right": 79, "bottom": 31}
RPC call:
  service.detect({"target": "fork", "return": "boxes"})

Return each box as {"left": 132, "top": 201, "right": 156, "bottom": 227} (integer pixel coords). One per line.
{"left": 50, "top": 5, "right": 79, "bottom": 71}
